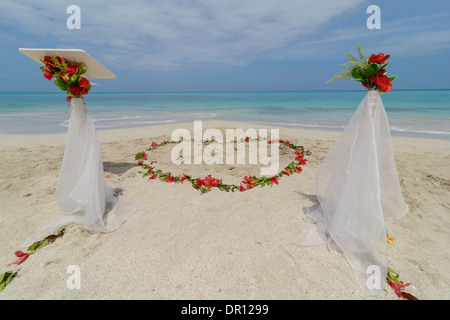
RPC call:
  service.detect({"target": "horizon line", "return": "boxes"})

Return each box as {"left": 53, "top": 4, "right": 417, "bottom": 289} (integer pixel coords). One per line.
{"left": 1, "top": 88, "right": 449, "bottom": 95}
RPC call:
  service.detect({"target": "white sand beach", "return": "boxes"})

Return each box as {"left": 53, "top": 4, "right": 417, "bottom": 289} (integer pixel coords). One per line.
{"left": 0, "top": 120, "right": 449, "bottom": 300}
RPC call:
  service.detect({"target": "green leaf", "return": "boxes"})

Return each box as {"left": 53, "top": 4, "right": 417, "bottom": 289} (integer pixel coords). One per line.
{"left": 53, "top": 79, "right": 70, "bottom": 91}
{"left": 69, "top": 73, "right": 79, "bottom": 84}
{"left": 39, "top": 239, "right": 49, "bottom": 249}
{"left": 0, "top": 271, "right": 17, "bottom": 293}
{"left": 361, "top": 64, "right": 376, "bottom": 77}
{"left": 370, "top": 63, "right": 381, "bottom": 74}
{"left": 352, "top": 67, "right": 363, "bottom": 80}
{"left": 27, "top": 241, "right": 40, "bottom": 252}
{"left": 389, "top": 75, "right": 397, "bottom": 82}
{"left": 5, "top": 272, "right": 16, "bottom": 286}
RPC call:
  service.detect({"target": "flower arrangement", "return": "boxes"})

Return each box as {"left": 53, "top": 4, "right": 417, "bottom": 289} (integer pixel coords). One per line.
{"left": 40, "top": 55, "right": 92, "bottom": 100}
{"left": 327, "top": 44, "right": 396, "bottom": 93}
{"left": 135, "top": 137, "right": 310, "bottom": 194}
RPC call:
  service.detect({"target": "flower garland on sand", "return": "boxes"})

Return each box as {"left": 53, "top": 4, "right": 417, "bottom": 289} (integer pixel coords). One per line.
{"left": 327, "top": 43, "right": 396, "bottom": 93}
{"left": 40, "top": 55, "right": 93, "bottom": 102}
{"left": 135, "top": 137, "right": 310, "bottom": 194}
{"left": 0, "top": 229, "right": 65, "bottom": 292}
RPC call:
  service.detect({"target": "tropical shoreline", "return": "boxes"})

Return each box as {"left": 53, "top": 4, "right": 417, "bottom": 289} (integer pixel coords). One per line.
{"left": 0, "top": 120, "right": 449, "bottom": 299}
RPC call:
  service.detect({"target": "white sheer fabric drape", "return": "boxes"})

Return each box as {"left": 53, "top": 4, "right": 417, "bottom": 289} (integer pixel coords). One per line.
{"left": 22, "top": 97, "right": 137, "bottom": 248}
{"left": 296, "top": 91, "right": 408, "bottom": 295}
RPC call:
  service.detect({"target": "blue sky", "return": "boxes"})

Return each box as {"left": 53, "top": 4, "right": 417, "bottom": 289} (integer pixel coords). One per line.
{"left": 1, "top": 0, "right": 449, "bottom": 93}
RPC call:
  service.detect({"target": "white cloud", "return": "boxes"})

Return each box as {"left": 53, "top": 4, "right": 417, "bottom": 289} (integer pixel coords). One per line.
{"left": 1, "top": 0, "right": 365, "bottom": 70}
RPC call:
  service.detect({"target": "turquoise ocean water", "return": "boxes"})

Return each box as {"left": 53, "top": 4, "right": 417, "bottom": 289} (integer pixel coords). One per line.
{"left": 0, "top": 90, "right": 449, "bottom": 139}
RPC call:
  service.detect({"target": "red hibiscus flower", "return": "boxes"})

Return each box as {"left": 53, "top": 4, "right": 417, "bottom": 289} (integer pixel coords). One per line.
{"left": 242, "top": 176, "right": 255, "bottom": 189}
{"left": 43, "top": 56, "right": 59, "bottom": 69}
{"left": 7, "top": 250, "right": 29, "bottom": 266}
{"left": 149, "top": 173, "right": 157, "bottom": 180}
{"left": 82, "top": 87, "right": 91, "bottom": 95}
{"left": 368, "top": 53, "right": 390, "bottom": 64}
{"left": 66, "top": 63, "right": 79, "bottom": 74}
{"left": 376, "top": 75, "right": 392, "bottom": 92}
{"left": 68, "top": 85, "right": 82, "bottom": 96}
{"left": 43, "top": 56, "right": 53, "bottom": 67}
{"left": 42, "top": 69, "right": 53, "bottom": 80}
{"left": 269, "top": 176, "right": 278, "bottom": 185}
{"left": 376, "top": 68, "right": 386, "bottom": 76}
{"left": 151, "top": 142, "right": 158, "bottom": 147}
{"left": 282, "top": 170, "right": 290, "bottom": 176}
{"left": 196, "top": 175, "right": 221, "bottom": 189}
{"left": 78, "top": 77, "right": 90, "bottom": 88}
{"left": 239, "top": 184, "right": 247, "bottom": 192}
{"left": 165, "top": 175, "right": 176, "bottom": 183}
{"left": 180, "top": 174, "right": 187, "bottom": 183}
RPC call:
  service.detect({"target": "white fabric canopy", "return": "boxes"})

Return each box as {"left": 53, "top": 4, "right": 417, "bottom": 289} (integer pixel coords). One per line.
{"left": 22, "top": 98, "right": 137, "bottom": 248}
{"left": 296, "top": 91, "right": 409, "bottom": 295}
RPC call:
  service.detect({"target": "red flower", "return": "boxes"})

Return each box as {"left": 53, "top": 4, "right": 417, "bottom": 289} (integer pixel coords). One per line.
{"left": 141, "top": 152, "right": 148, "bottom": 160}
{"left": 239, "top": 184, "right": 247, "bottom": 192}
{"left": 242, "top": 176, "right": 255, "bottom": 189}
{"left": 387, "top": 278, "right": 410, "bottom": 299}
{"left": 136, "top": 161, "right": 143, "bottom": 166}
{"left": 42, "top": 69, "right": 53, "bottom": 80}
{"left": 43, "top": 56, "right": 58, "bottom": 68}
{"left": 295, "top": 166, "right": 303, "bottom": 173}
{"left": 196, "top": 175, "right": 221, "bottom": 189}
{"left": 149, "top": 173, "right": 157, "bottom": 180}
{"left": 269, "top": 176, "right": 278, "bottom": 185}
{"left": 66, "top": 63, "right": 79, "bottom": 74}
{"left": 68, "top": 85, "right": 82, "bottom": 96}
{"left": 78, "top": 77, "right": 90, "bottom": 88}
{"left": 180, "top": 174, "right": 187, "bottom": 183}
{"left": 165, "top": 175, "right": 176, "bottom": 183}
{"left": 282, "top": 170, "right": 290, "bottom": 176}
{"left": 376, "top": 75, "right": 392, "bottom": 92}
{"left": 295, "top": 150, "right": 304, "bottom": 160}
{"left": 151, "top": 142, "right": 158, "bottom": 147}
{"left": 7, "top": 250, "right": 29, "bottom": 266}
{"left": 376, "top": 68, "right": 386, "bottom": 76}
{"left": 368, "top": 53, "right": 390, "bottom": 64}
{"left": 43, "top": 56, "right": 53, "bottom": 67}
